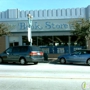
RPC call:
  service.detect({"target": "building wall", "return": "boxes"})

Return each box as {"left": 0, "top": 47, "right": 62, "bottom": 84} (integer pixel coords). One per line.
{"left": 0, "top": 5, "right": 90, "bottom": 53}
{"left": 0, "top": 36, "right": 6, "bottom": 53}
{"left": 0, "top": 6, "right": 88, "bottom": 21}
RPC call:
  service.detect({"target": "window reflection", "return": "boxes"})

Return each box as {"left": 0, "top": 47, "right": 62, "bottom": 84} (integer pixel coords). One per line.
{"left": 22, "top": 36, "right": 85, "bottom": 46}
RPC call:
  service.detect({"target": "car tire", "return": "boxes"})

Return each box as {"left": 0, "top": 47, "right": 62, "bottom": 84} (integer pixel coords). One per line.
{"left": 34, "top": 62, "right": 38, "bottom": 65}
{"left": 0, "top": 57, "right": 3, "bottom": 64}
{"left": 20, "top": 58, "right": 26, "bottom": 65}
{"left": 60, "top": 58, "right": 66, "bottom": 64}
{"left": 87, "top": 59, "right": 90, "bottom": 65}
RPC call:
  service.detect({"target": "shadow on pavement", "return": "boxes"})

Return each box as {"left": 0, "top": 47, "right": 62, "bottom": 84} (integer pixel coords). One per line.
{"left": 0, "top": 62, "right": 37, "bottom": 66}
{"left": 48, "top": 59, "right": 89, "bottom": 66}
{"left": 0, "top": 59, "right": 89, "bottom": 66}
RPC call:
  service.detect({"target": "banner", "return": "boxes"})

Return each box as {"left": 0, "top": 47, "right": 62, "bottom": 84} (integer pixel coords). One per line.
{"left": 28, "top": 27, "right": 31, "bottom": 42}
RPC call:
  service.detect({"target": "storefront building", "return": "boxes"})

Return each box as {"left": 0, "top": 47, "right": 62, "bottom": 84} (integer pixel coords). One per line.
{"left": 0, "top": 5, "right": 90, "bottom": 56}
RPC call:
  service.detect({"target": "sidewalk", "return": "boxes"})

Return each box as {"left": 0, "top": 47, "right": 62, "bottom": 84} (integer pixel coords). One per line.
{"left": 48, "top": 58, "right": 57, "bottom": 61}
{"left": 42, "top": 58, "right": 57, "bottom": 63}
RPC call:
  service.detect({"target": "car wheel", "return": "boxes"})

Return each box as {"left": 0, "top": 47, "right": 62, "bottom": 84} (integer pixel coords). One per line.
{"left": 0, "top": 57, "right": 3, "bottom": 63}
{"left": 60, "top": 58, "right": 66, "bottom": 64}
{"left": 87, "top": 59, "right": 90, "bottom": 65}
{"left": 34, "top": 62, "right": 38, "bottom": 65}
{"left": 20, "top": 58, "right": 26, "bottom": 65}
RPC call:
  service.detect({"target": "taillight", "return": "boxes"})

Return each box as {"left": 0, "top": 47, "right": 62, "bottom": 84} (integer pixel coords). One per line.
{"left": 40, "top": 52, "right": 43, "bottom": 55}
{"left": 30, "top": 52, "right": 37, "bottom": 55}
{"left": 29, "top": 51, "right": 43, "bottom": 56}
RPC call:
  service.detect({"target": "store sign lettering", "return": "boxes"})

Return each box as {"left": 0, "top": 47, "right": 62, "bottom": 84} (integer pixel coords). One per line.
{"left": 18, "top": 22, "right": 69, "bottom": 30}
{"left": 18, "top": 23, "right": 26, "bottom": 30}
{"left": 45, "top": 22, "right": 68, "bottom": 29}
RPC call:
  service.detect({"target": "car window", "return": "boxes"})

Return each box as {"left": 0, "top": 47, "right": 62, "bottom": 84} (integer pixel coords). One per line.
{"left": 20, "top": 46, "right": 28, "bottom": 52}
{"left": 73, "top": 51, "right": 80, "bottom": 55}
{"left": 12, "top": 47, "right": 20, "bottom": 53}
{"left": 31, "top": 46, "right": 42, "bottom": 51}
{"left": 86, "top": 51, "right": 90, "bottom": 54}
{"left": 82, "top": 51, "right": 87, "bottom": 54}
{"left": 75, "top": 50, "right": 90, "bottom": 54}
{"left": 6, "top": 47, "right": 12, "bottom": 53}
{"left": 80, "top": 51, "right": 84, "bottom": 54}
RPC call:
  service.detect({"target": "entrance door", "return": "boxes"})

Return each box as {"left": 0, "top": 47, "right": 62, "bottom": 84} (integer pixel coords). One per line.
{"left": 9, "top": 42, "right": 19, "bottom": 47}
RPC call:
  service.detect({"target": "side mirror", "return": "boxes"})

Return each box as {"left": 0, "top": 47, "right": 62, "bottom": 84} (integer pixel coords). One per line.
{"left": 7, "top": 52, "right": 10, "bottom": 55}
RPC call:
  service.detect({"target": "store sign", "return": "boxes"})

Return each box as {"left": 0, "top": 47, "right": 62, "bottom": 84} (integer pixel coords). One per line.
{"left": 18, "top": 21, "right": 69, "bottom": 31}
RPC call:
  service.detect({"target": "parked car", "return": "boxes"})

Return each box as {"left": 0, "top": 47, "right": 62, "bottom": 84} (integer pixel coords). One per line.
{"left": 57, "top": 49, "right": 90, "bottom": 65}
{"left": 0, "top": 46, "right": 44, "bottom": 65}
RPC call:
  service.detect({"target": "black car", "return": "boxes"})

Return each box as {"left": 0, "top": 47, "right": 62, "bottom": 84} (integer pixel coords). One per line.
{"left": 0, "top": 46, "right": 44, "bottom": 65}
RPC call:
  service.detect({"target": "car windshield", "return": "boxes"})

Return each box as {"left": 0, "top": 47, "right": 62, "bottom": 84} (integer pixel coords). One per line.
{"left": 72, "top": 50, "right": 81, "bottom": 55}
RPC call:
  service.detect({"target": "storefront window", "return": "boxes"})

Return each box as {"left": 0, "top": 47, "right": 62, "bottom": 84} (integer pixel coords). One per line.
{"left": 22, "top": 36, "right": 86, "bottom": 47}
{"left": 22, "top": 36, "right": 30, "bottom": 45}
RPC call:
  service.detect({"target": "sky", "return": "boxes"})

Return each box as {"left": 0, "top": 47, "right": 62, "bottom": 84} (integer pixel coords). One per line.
{"left": 0, "top": 0, "right": 90, "bottom": 11}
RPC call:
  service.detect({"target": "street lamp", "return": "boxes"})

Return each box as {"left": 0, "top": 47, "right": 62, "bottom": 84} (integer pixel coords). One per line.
{"left": 27, "top": 14, "right": 33, "bottom": 46}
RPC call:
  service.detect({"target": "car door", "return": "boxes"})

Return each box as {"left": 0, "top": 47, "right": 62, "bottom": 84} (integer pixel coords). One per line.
{"left": 76, "top": 50, "right": 90, "bottom": 63}
{"left": 71, "top": 50, "right": 85, "bottom": 63}
{"left": 68, "top": 51, "right": 81, "bottom": 63}
{"left": 11, "top": 47, "right": 20, "bottom": 62}
{"left": 2, "top": 47, "right": 13, "bottom": 62}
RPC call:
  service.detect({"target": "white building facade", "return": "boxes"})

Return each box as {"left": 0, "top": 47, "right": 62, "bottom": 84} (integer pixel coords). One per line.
{"left": 0, "top": 5, "right": 90, "bottom": 54}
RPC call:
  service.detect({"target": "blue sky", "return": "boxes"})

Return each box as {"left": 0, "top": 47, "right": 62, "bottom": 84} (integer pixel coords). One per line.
{"left": 0, "top": 0, "right": 90, "bottom": 11}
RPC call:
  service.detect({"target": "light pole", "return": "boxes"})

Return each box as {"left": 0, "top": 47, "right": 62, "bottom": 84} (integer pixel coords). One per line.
{"left": 27, "top": 14, "right": 33, "bottom": 46}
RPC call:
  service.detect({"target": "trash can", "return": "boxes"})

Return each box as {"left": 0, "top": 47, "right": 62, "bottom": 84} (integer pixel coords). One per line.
{"left": 43, "top": 53, "right": 48, "bottom": 61}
